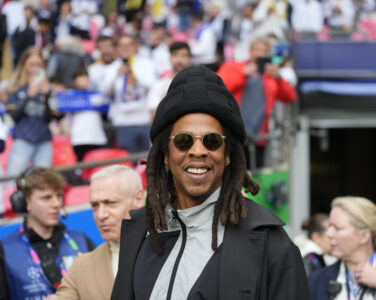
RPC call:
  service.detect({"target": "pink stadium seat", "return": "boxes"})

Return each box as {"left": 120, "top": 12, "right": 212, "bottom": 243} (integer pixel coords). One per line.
{"left": 64, "top": 185, "right": 90, "bottom": 206}
{"left": 81, "top": 148, "right": 133, "bottom": 180}
{"left": 0, "top": 136, "right": 13, "bottom": 173}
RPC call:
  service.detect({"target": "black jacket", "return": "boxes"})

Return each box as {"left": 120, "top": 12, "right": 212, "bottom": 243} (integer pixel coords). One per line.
{"left": 111, "top": 199, "right": 311, "bottom": 300}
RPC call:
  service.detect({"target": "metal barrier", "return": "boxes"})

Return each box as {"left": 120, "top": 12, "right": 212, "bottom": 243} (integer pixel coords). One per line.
{"left": 0, "top": 151, "right": 149, "bottom": 182}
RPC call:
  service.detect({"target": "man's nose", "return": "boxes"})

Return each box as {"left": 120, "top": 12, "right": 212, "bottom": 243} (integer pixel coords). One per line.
{"left": 97, "top": 205, "right": 109, "bottom": 220}
{"left": 188, "top": 138, "right": 208, "bottom": 156}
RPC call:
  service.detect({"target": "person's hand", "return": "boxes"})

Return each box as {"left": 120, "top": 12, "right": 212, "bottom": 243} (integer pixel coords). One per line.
{"left": 117, "top": 63, "right": 131, "bottom": 76}
{"left": 354, "top": 263, "right": 376, "bottom": 288}
{"left": 39, "top": 79, "right": 51, "bottom": 95}
{"left": 44, "top": 294, "right": 57, "bottom": 300}
{"left": 243, "top": 62, "right": 258, "bottom": 77}
{"left": 27, "top": 80, "right": 41, "bottom": 98}
{"left": 265, "top": 63, "right": 281, "bottom": 80}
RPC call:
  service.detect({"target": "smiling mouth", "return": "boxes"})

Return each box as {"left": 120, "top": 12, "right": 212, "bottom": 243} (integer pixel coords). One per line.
{"left": 186, "top": 168, "right": 209, "bottom": 175}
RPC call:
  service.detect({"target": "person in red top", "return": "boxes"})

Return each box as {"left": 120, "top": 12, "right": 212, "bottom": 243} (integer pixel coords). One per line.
{"left": 217, "top": 36, "right": 296, "bottom": 167}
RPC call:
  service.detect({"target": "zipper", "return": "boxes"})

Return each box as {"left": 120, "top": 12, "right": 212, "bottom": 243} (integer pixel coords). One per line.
{"left": 166, "top": 210, "right": 187, "bottom": 300}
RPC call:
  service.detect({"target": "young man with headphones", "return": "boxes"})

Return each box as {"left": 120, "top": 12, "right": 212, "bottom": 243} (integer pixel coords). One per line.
{"left": 0, "top": 167, "right": 95, "bottom": 300}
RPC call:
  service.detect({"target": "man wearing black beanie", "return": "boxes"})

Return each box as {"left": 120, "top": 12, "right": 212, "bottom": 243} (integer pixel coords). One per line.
{"left": 111, "top": 65, "right": 310, "bottom": 300}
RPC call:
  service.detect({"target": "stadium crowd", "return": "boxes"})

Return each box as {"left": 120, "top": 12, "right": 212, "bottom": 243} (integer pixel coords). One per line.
{"left": 0, "top": 0, "right": 376, "bottom": 299}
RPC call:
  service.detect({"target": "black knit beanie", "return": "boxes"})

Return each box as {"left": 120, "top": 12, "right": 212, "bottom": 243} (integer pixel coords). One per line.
{"left": 150, "top": 65, "right": 246, "bottom": 144}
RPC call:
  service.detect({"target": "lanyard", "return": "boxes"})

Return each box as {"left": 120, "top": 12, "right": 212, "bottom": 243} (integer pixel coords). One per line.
{"left": 19, "top": 227, "right": 80, "bottom": 287}
{"left": 345, "top": 252, "right": 376, "bottom": 300}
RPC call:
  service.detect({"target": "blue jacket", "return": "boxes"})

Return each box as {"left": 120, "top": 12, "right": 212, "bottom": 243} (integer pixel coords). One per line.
{"left": 1, "top": 229, "right": 91, "bottom": 300}
{"left": 308, "top": 261, "right": 341, "bottom": 300}
{"left": 8, "top": 84, "right": 52, "bottom": 143}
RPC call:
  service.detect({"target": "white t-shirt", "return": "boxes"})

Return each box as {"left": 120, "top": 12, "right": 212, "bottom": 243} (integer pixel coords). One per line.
{"left": 70, "top": 110, "right": 107, "bottom": 146}
{"left": 109, "top": 56, "right": 157, "bottom": 126}
{"left": 146, "top": 76, "right": 173, "bottom": 111}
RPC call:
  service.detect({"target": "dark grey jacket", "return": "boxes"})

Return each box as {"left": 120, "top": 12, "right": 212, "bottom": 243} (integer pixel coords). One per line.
{"left": 111, "top": 199, "right": 311, "bottom": 300}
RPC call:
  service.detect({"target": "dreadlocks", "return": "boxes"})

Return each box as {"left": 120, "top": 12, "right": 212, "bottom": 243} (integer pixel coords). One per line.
{"left": 145, "top": 124, "right": 260, "bottom": 254}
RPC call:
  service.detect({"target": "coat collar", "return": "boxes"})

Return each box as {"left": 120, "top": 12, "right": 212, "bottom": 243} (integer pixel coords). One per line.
{"left": 111, "top": 199, "right": 284, "bottom": 300}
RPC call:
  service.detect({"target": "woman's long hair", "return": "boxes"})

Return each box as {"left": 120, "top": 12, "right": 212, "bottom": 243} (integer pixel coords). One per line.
{"left": 10, "top": 47, "right": 44, "bottom": 93}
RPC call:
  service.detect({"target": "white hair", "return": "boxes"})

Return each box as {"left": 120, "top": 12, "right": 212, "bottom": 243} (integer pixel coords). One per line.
{"left": 90, "top": 165, "right": 143, "bottom": 190}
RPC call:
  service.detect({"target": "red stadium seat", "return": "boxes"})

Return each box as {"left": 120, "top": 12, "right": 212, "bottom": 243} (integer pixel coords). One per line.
{"left": 64, "top": 185, "right": 90, "bottom": 206}
{"left": 52, "top": 135, "right": 77, "bottom": 166}
{"left": 81, "top": 148, "right": 133, "bottom": 180}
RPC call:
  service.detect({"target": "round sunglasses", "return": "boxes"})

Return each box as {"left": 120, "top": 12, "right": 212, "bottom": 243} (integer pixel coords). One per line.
{"left": 170, "top": 132, "right": 226, "bottom": 152}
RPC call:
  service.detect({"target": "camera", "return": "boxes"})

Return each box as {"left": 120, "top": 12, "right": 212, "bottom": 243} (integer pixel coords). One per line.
{"left": 256, "top": 57, "right": 272, "bottom": 74}
{"left": 122, "top": 57, "right": 129, "bottom": 64}
{"left": 33, "top": 69, "right": 46, "bottom": 84}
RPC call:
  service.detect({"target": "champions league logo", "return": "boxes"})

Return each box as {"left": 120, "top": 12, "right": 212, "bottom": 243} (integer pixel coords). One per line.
{"left": 27, "top": 267, "right": 41, "bottom": 280}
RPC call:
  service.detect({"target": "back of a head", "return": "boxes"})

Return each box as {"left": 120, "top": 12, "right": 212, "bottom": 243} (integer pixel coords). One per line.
{"left": 302, "top": 213, "right": 329, "bottom": 239}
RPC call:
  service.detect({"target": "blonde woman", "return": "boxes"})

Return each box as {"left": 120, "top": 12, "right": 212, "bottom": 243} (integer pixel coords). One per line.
{"left": 309, "top": 196, "right": 376, "bottom": 300}
{"left": 6, "top": 47, "right": 56, "bottom": 176}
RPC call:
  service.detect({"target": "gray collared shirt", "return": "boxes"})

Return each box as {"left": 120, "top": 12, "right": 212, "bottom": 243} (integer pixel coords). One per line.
{"left": 150, "top": 188, "right": 225, "bottom": 300}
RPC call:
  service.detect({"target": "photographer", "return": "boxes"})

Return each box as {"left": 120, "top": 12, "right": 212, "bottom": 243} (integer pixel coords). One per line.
{"left": 217, "top": 37, "right": 296, "bottom": 168}
{"left": 6, "top": 47, "right": 60, "bottom": 177}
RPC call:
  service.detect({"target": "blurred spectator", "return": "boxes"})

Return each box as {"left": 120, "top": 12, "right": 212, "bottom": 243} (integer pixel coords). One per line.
{"left": 0, "top": 80, "right": 7, "bottom": 218}
{"left": 54, "top": 165, "right": 144, "bottom": 300}
{"left": 47, "top": 35, "right": 92, "bottom": 89}
{"left": 0, "top": 167, "right": 95, "bottom": 299}
{"left": 11, "top": 5, "right": 37, "bottom": 67}
{"left": 69, "top": 0, "right": 99, "bottom": 40}
{"left": 36, "top": 0, "right": 53, "bottom": 24}
{"left": 117, "top": 0, "right": 146, "bottom": 24}
{"left": 89, "top": 35, "right": 115, "bottom": 90}
{"left": 142, "top": 25, "right": 172, "bottom": 77}
{"left": 146, "top": 0, "right": 174, "bottom": 27}
{"left": 231, "top": 2, "right": 255, "bottom": 42}
{"left": 101, "top": 11, "right": 126, "bottom": 40}
{"left": 217, "top": 37, "right": 296, "bottom": 167}
{"left": 36, "top": 13, "right": 54, "bottom": 61}
{"left": 205, "top": 0, "right": 231, "bottom": 69}
{"left": 53, "top": 0, "right": 73, "bottom": 42}
{"left": 69, "top": 68, "right": 107, "bottom": 161}
{"left": 6, "top": 47, "right": 57, "bottom": 176}
{"left": 2, "top": 0, "right": 25, "bottom": 38}
{"left": 299, "top": 213, "right": 336, "bottom": 276}
{"left": 147, "top": 41, "right": 192, "bottom": 119}
{"left": 252, "top": 0, "right": 291, "bottom": 41}
{"left": 102, "top": 34, "right": 156, "bottom": 153}
{"left": 176, "top": 0, "right": 195, "bottom": 32}
{"left": 309, "top": 196, "right": 376, "bottom": 300}
{"left": 323, "top": 0, "right": 355, "bottom": 31}
{"left": 188, "top": 11, "right": 217, "bottom": 69}
{"left": 0, "top": 13, "right": 6, "bottom": 72}
{"left": 291, "top": 0, "right": 324, "bottom": 35}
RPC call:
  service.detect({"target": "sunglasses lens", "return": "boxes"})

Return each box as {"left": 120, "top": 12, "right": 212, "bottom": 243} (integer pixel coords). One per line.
{"left": 203, "top": 133, "right": 223, "bottom": 151}
{"left": 173, "top": 133, "right": 194, "bottom": 151}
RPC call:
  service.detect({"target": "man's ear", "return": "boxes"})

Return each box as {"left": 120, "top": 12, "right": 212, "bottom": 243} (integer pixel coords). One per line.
{"left": 135, "top": 189, "right": 145, "bottom": 208}
{"left": 225, "top": 152, "right": 230, "bottom": 167}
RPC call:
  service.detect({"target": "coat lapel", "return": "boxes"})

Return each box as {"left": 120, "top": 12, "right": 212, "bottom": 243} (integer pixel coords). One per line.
{"left": 219, "top": 199, "right": 284, "bottom": 300}
{"left": 111, "top": 208, "right": 146, "bottom": 300}
{"left": 94, "top": 242, "right": 114, "bottom": 299}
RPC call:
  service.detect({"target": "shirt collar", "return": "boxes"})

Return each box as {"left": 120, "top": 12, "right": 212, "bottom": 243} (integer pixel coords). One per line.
{"left": 165, "top": 188, "right": 221, "bottom": 229}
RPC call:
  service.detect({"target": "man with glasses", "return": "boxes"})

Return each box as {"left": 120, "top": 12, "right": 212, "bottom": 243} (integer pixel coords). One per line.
{"left": 111, "top": 65, "right": 310, "bottom": 299}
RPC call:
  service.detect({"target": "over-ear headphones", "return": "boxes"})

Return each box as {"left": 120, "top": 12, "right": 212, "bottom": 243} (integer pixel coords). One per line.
{"left": 10, "top": 167, "right": 37, "bottom": 213}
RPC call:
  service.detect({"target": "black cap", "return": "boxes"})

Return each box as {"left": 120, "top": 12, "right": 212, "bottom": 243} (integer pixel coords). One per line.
{"left": 150, "top": 65, "right": 246, "bottom": 143}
